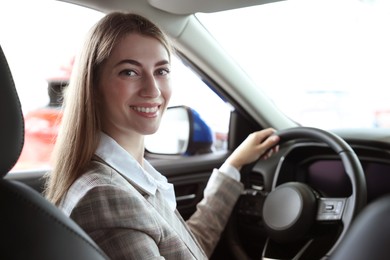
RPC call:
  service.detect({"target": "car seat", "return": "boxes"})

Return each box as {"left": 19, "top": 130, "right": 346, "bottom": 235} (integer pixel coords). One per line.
{"left": 0, "top": 45, "right": 109, "bottom": 260}
{"left": 330, "top": 194, "right": 390, "bottom": 260}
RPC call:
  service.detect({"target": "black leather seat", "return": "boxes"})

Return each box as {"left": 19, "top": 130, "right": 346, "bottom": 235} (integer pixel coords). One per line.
{"left": 330, "top": 194, "right": 390, "bottom": 260}
{"left": 0, "top": 45, "right": 108, "bottom": 260}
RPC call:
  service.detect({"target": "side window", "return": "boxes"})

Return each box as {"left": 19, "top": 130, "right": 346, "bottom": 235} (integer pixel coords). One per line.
{"left": 2, "top": 1, "right": 230, "bottom": 173}
{"left": 168, "top": 56, "right": 231, "bottom": 152}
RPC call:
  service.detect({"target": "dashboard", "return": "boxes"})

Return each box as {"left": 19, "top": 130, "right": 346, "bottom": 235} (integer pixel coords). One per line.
{"left": 307, "top": 159, "right": 390, "bottom": 202}
{"left": 275, "top": 143, "right": 390, "bottom": 203}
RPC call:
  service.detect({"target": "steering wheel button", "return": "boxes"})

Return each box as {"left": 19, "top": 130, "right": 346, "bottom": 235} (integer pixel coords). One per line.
{"left": 316, "top": 198, "right": 346, "bottom": 221}
{"left": 325, "top": 204, "right": 334, "bottom": 211}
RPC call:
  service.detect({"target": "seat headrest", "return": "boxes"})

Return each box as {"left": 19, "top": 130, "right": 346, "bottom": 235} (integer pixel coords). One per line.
{"left": 0, "top": 45, "right": 24, "bottom": 176}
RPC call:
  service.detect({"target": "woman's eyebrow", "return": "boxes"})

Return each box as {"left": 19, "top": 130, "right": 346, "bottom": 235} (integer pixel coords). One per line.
{"left": 155, "top": 60, "right": 170, "bottom": 66}
{"left": 115, "top": 59, "right": 141, "bottom": 67}
{"left": 115, "top": 59, "right": 170, "bottom": 67}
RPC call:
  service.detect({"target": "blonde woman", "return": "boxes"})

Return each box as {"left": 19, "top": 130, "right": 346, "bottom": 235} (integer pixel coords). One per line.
{"left": 45, "top": 12, "right": 279, "bottom": 259}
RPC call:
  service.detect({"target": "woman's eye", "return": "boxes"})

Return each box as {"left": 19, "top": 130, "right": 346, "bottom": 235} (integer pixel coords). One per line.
{"left": 155, "top": 68, "right": 170, "bottom": 76}
{"left": 120, "top": 69, "right": 137, "bottom": 77}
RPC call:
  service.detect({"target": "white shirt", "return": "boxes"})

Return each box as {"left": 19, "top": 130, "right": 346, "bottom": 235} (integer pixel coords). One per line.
{"left": 95, "top": 132, "right": 241, "bottom": 211}
{"left": 95, "top": 132, "right": 177, "bottom": 210}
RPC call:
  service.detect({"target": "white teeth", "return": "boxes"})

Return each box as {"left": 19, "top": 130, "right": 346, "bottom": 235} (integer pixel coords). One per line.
{"left": 132, "top": 106, "right": 158, "bottom": 113}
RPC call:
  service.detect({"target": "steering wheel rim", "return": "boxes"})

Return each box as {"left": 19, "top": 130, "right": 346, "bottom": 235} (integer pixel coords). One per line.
{"left": 229, "top": 127, "right": 367, "bottom": 260}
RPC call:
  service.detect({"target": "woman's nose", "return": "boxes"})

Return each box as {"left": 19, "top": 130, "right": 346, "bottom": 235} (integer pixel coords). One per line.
{"left": 140, "top": 74, "right": 161, "bottom": 98}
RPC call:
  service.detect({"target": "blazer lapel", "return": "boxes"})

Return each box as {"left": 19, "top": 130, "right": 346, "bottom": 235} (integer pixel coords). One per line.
{"left": 145, "top": 190, "right": 207, "bottom": 259}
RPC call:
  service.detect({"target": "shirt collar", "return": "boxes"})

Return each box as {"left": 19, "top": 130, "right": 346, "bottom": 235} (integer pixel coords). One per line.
{"left": 95, "top": 132, "right": 176, "bottom": 210}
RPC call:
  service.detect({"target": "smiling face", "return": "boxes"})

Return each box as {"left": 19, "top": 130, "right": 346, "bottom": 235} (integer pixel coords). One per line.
{"left": 98, "top": 33, "right": 172, "bottom": 143}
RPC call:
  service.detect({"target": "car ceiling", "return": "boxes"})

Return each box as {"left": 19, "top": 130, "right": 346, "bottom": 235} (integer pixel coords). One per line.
{"left": 57, "top": 0, "right": 285, "bottom": 56}
{"left": 60, "top": 0, "right": 283, "bottom": 15}
{"left": 148, "top": 0, "right": 283, "bottom": 14}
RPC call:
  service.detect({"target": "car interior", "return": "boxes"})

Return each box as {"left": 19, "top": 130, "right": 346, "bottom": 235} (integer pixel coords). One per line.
{"left": 1, "top": 0, "right": 390, "bottom": 259}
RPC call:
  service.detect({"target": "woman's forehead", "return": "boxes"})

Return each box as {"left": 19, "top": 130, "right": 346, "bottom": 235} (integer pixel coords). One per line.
{"left": 109, "top": 33, "right": 170, "bottom": 62}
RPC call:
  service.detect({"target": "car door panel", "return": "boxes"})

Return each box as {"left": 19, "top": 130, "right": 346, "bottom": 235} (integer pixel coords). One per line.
{"left": 149, "top": 151, "right": 230, "bottom": 219}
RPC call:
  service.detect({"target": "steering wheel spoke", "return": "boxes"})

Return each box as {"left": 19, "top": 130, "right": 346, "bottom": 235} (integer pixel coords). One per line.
{"left": 316, "top": 197, "right": 347, "bottom": 222}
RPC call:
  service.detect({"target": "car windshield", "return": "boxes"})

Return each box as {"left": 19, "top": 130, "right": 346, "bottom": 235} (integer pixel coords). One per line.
{"left": 196, "top": 0, "right": 390, "bottom": 129}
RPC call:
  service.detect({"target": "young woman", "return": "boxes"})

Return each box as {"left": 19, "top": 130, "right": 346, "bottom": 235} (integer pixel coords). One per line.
{"left": 45, "top": 12, "right": 280, "bottom": 259}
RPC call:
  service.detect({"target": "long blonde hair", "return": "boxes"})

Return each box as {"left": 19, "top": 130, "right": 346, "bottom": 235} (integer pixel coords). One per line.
{"left": 45, "top": 12, "right": 173, "bottom": 205}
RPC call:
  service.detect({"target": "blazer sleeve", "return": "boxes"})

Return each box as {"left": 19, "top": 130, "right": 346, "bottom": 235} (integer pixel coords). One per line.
{"left": 186, "top": 169, "right": 244, "bottom": 257}
{"left": 69, "top": 184, "right": 165, "bottom": 260}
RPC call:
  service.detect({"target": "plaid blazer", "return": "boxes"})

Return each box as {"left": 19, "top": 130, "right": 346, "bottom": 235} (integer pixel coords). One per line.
{"left": 59, "top": 159, "right": 244, "bottom": 259}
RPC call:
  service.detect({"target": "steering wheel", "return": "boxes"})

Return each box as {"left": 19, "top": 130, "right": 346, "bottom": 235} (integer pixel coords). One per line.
{"left": 229, "top": 127, "right": 367, "bottom": 260}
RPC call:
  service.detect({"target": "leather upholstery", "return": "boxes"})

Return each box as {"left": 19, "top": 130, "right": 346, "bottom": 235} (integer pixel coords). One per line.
{"left": 0, "top": 45, "right": 24, "bottom": 176}
{"left": 331, "top": 194, "right": 390, "bottom": 260}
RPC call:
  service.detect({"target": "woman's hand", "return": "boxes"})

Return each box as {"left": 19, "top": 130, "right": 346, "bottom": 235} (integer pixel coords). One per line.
{"left": 225, "top": 128, "right": 280, "bottom": 171}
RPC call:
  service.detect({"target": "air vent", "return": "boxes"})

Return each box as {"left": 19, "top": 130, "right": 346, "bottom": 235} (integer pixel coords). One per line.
{"left": 250, "top": 173, "right": 264, "bottom": 191}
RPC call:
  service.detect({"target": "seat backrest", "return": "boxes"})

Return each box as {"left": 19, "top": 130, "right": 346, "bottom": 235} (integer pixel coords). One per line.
{"left": 330, "top": 194, "right": 390, "bottom": 260}
{"left": 0, "top": 45, "right": 108, "bottom": 260}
